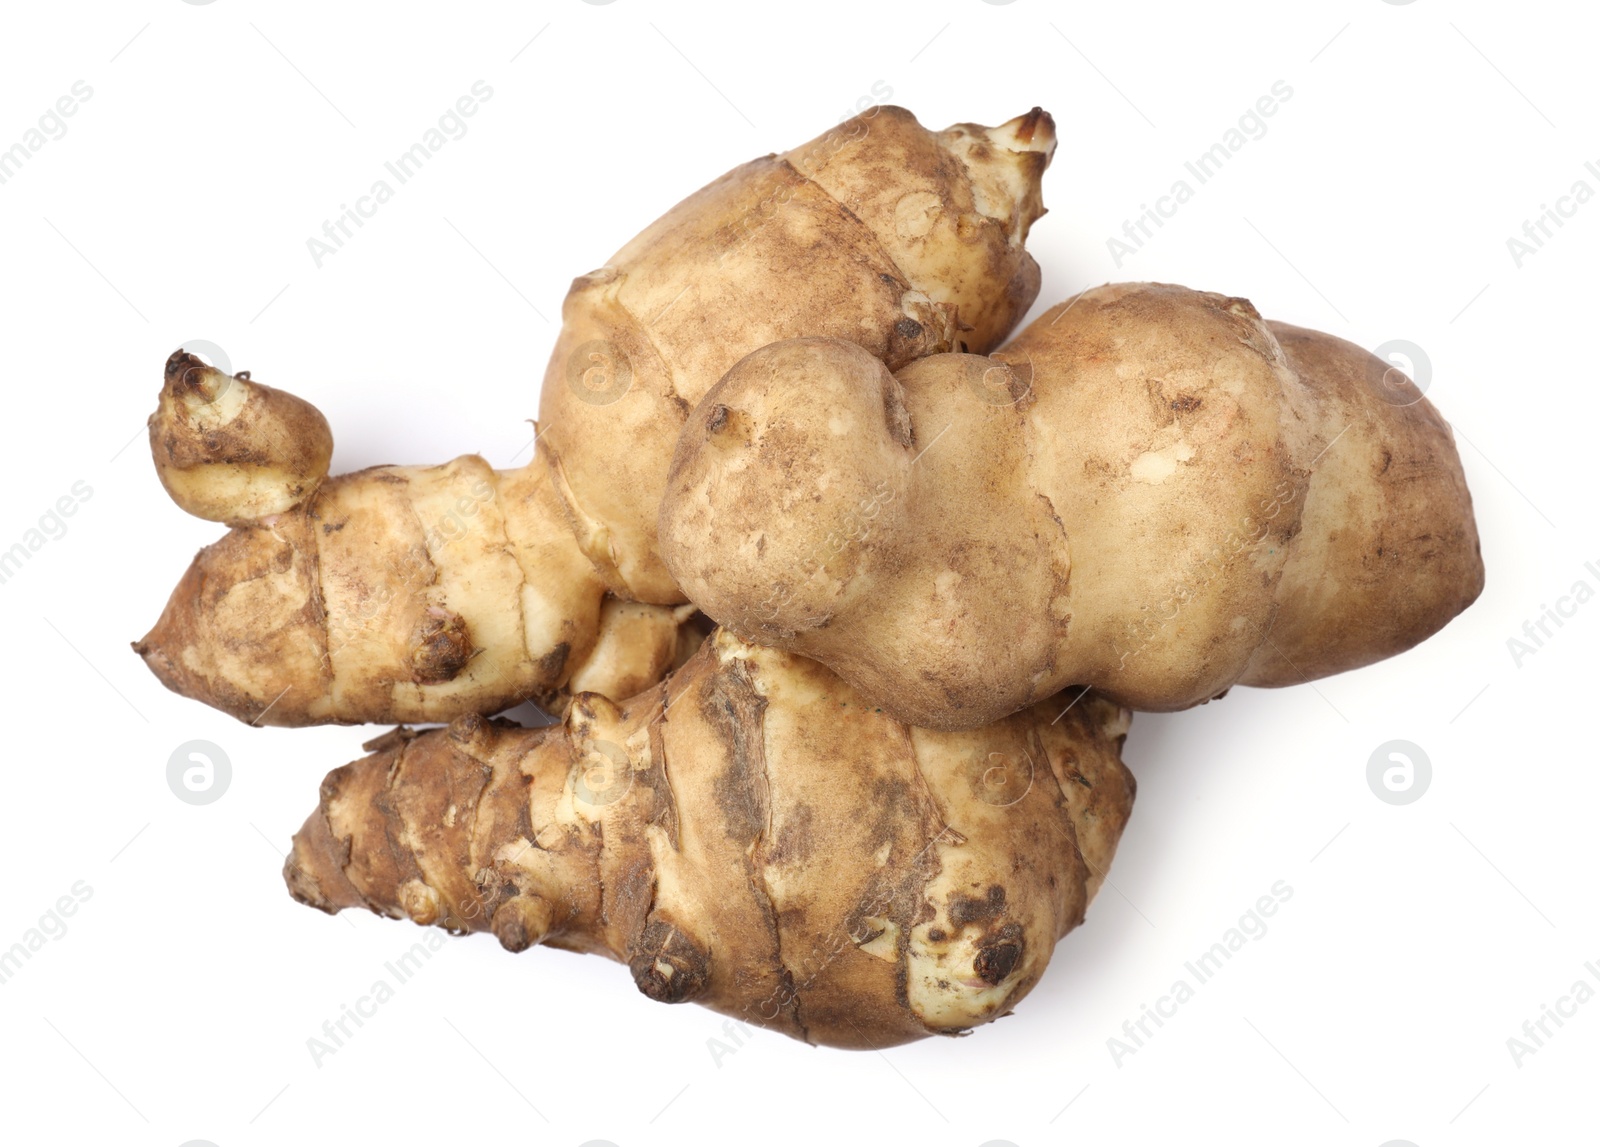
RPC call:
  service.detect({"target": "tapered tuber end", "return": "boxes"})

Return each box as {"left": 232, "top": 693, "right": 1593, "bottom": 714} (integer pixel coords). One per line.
{"left": 778, "top": 105, "right": 1054, "bottom": 355}
{"left": 289, "top": 718, "right": 586, "bottom": 936}
{"left": 994, "top": 107, "right": 1057, "bottom": 155}
{"left": 284, "top": 746, "right": 425, "bottom": 920}
{"left": 149, "top": 350, "right": 333, "bottom": 524}
{"left": 133, "top": 517, "right": 331, "bottom": 726}
{"left": 923, "top": 105, "right": 1056, "bottom": 349}
{"left": 938, "top": 107, "right": 1057, "bottom": 248}
{"left": 284, "top": 802, "right": 367, "bottom": 915}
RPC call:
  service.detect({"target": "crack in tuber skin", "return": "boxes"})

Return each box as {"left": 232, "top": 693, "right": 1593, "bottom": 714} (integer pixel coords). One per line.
{"left": 658, "top": 282, "right": 1487, "bottom": 729}
{"left": 284, "top": 630, "right": 1135, "bottom": 1049}
{"left": 136, "top": 105, "right": 1058, "bottom": 726}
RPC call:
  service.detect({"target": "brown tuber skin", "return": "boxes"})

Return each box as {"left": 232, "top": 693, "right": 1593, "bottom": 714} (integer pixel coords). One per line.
{"left": 284, "top": 630, "right": 1135, "bottom": 1049}
{"left": 135, "top": 434, "right": 697, "bottom": 726}
{"left": 137, "top": 105, "right": 1058, "bottom": 726}
{"left": 537, "top": 104, "right": 1055, "bottom": 603}
{"left": 151, "top": 351, "right": 332, "bottom": 524}
{"left": 659, "top": 282, "right": 1486, "bottom": 730}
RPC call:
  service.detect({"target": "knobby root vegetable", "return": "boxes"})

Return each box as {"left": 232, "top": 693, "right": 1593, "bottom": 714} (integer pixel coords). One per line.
{"left": 540, "top": 105, "right": 1054, "bottom": 603}
{"left": 147, "top": 353, "right": 332, "bottom": 524}
{"left": 659, "top": 282, "right": 1485, "bottom": 729}
{"left": 136, "top": 105, "right": 1057, "bottom": 725}
{"left": 137, "top": 351, "right": 700, "bottom": 724}
{"left": 283, "top": 630, "right": 1134, "bottom": 1049}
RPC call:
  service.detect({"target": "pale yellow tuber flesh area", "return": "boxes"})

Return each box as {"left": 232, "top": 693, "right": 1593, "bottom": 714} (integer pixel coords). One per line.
{"left": 659, "top": 282, "right": 1485, "bottom": 730}
{"left": 284, "top": 630, "right": 1135, "bottom": 1049}
{"left": 137, "top": 105, "right": 1057, "bottom": 726}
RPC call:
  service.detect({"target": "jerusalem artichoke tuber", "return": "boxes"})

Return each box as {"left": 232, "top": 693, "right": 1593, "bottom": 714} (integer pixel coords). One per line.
{"left": 284, "top": 630, "right": 1135, "bottom": 1048}
{"left": 659, "top": 282, "right": 1485, "bottom": 729}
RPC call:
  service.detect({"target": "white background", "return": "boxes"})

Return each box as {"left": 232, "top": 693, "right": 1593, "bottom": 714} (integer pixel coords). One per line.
{"left": 0, "top": 1, "right": 1594, "bottom": 1145}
